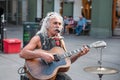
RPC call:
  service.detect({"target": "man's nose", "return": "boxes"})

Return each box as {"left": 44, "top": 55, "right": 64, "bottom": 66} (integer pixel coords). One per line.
{"left": 56, "top": 24, "right": 59, "bottom": 28}
{"left": 55, "top": 24, "right": 60, "bottom": 28}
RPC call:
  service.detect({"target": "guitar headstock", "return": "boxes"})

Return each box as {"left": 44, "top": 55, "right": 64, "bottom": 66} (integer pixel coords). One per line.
{"left": 89, "top": 41, "right": 107, "bottom": 48}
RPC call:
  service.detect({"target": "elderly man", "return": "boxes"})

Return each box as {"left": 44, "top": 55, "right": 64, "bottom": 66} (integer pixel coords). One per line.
{"left": 19, "top": 12, "right": 89, "bottom": 80}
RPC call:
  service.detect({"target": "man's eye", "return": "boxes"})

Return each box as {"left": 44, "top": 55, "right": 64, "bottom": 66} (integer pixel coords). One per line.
{"left": 59, "top": 23, "right": 61, "bottom": 25}
{"left": 54, "top": 22, "right": 61, "bottom": 25}
{"left": 54, "top": 22, "right": 57, "bottom": 24}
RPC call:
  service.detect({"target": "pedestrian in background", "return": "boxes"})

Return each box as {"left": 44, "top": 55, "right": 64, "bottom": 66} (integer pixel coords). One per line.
{"left": 63, "top": 16, "right": 69, "bottom": 34}
{"left": 75, "top": 15, "right": 87, "bottom": 36}
{"left": 66, "top": 16, "right": 74, "bottom": 34}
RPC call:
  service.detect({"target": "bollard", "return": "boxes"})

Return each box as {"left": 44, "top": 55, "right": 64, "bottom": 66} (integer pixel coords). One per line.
{"left": 3, "top": 28, "right": 7, "bottom": 39}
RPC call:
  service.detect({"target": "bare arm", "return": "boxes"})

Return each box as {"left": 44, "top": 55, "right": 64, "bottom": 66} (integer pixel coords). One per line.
{"left": 70, "top": 45, "right": 89, "bottom": 63}
{"left": 19, "top": 35, "right": 54, "bottom": 62}
{"left": 82, "top": 24, "right": 86, "bottom": 30}
{"left": 60, "top": 39, "right": 67, "bottom": 52}
{"left": 60, "top": 39, "right": 89, "bottom": 64}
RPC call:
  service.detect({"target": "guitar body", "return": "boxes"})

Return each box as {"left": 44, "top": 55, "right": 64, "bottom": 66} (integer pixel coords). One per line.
{"left": 25, "top": 41, "right": 106, "bottom": 80}
{"left": 25, "top": 47, "right": 71, "bottom": 80}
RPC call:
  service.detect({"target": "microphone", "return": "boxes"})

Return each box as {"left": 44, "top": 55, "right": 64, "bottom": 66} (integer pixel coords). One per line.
{"left": 55, "top": 29, "right": 60, "bottom": 33}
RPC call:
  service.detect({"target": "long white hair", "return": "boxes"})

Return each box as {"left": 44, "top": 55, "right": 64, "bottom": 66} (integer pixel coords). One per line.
{"left": 36, "top": 12, "right": 63, "bottom": 36}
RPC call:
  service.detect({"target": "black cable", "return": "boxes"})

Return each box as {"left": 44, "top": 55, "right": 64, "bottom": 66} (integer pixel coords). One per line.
{"left": 17, "top": 66, "right": 25, "bottom": 74}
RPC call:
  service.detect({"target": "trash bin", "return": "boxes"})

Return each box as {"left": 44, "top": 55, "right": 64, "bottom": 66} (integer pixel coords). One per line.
{"left": 3, "top": 38, "right": 21, "bottom": 53}
{"left": 23, "top": 22, "right": 40, "bottom": 47}
{"left": 35, "top": 17, "right": 42, "bottom": 23}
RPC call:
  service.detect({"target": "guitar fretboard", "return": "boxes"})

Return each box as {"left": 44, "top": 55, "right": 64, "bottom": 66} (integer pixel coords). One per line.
{"left": 59, "top": 48, "right": 82, "bottom": 59}
{"left": 54, "top": 41, "right": 105, "bottom": 61}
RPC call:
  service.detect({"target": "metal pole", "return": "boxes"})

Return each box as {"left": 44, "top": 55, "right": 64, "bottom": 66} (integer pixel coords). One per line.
{"left": 98, "top": 74, "right": 103, "bottom": 80}
{"left": 16, "top": 0, "right": 19, "bottom": 25}
{"left": 6, "top": 0, "right": 8, "bottom": 22}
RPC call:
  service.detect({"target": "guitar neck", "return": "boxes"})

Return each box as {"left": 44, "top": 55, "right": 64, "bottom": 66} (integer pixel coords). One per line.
{"left": 59, "top": 44, "right": 91, "bottom": 59}
{"left": 59, "top": 48, "right": 82, "bottom": 59}
{"left": 54, "top": 40, "right": 106, "bottom": 61}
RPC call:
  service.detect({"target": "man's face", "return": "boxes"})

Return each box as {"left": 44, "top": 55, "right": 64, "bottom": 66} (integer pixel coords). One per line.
{"left": 48, "top": 18, "right": 63, "bottom": 36}
{"left": 79, "top": 16, "right": 83, "bottom": 19}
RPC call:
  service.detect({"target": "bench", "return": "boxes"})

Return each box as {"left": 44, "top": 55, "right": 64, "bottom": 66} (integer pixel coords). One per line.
{"left": 69, "top": 21, "right": 90, "bottom": 35}
{"left": 81, "top": 23, "right": 90, "bottom": 35}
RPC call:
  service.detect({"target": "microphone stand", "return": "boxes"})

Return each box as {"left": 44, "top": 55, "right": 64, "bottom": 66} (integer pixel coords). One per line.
{"left": 96, "top": 47, "right": 105, "bottom": 80}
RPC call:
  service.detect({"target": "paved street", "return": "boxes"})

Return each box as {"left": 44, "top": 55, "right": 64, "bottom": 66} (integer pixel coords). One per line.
{"left": 0, "top": 24, "right": 120, "bottom": 80}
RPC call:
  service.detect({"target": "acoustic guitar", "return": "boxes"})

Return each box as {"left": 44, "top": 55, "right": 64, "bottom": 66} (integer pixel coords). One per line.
{"left": 25, "top": 41, "right": 106, "bottom": 80}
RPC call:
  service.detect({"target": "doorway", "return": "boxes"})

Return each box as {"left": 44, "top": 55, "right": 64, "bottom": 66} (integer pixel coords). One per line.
{"left": 81, "top": 0, "right": 92, "bottom": 20}
{"left": 60, "top": 1, "right": 73, "bottom": 17}
{"left": 113, "top": 0, "right": 120, "bottom": 36}
{"left": 0, "top": 0, "right": 23, "bottom": 25}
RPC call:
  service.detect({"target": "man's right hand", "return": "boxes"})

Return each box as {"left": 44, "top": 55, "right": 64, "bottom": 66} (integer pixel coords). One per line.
{"left": 40, "top": 52, "right": 54, "bottom": 63}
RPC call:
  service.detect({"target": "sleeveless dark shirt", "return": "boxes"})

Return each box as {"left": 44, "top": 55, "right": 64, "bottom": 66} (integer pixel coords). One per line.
{"left": 38, "top": 33, "right": 61, "bottom": 50}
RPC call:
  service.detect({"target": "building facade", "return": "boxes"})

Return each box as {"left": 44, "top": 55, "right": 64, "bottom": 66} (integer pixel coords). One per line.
{"left": 27, "top": 0, "right": 83, "bottom": 22}
{"left": 0, "top": 0, "right": 83, "bottom": 23}
{"left": 0, "top": 0, "right": 120, "bottom": 38}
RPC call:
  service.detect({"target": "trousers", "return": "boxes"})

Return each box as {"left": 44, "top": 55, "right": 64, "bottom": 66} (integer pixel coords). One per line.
{"left": 75, "top": 25, "right": 83, "bottom": 35}
{"left": 56, "top": 72, "right": 72, "bottom": 80}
